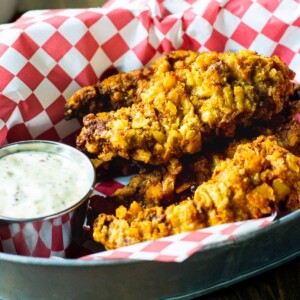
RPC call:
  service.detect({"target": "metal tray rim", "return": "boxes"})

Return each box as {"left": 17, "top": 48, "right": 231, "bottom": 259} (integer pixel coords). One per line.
{"left": 1, "top": 208, "right": 299, "bottom": 267}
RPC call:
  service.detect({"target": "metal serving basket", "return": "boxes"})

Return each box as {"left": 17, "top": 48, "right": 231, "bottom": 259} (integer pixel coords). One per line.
{"left": 1, "top": 209, "right": 300, "bottom": 300}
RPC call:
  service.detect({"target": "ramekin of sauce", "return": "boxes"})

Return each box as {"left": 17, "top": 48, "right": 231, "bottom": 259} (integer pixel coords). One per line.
{"left": 0, "top": 140, "right": 95, "bottom": 258}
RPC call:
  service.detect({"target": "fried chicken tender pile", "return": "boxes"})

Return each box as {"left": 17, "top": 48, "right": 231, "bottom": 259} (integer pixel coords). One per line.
{"left": 93, "top": 136, "right": 300, "bottom": 250}
{"left": 70, "top": 50, "right": 294, "bottom": 166}
{"left": 97, "top": 100, "right": 300, "bottom": 210}
{"left": 64, "top": 49, "right": 300, "bottom": 250}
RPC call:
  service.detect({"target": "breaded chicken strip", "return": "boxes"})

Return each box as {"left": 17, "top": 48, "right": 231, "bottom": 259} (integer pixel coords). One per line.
{"left": 64, "top": 50, "right": 200, "bottom": 120}
{"left": 76, "top": 50, "right": 295, "bottom": 167}
{"left": 93, "top": 99, "right": 300, "bottom": 212}
{"left": 252, "top": 100, "right": 300, "bottom": 155}
{"left": 65, "top": 69, "right": 151, "bottom": 120}
{"left": 93, "top": 136, "right": 300, "bottom": 249}
{"left": 105, "top": 116, "right": 300, "bottom": 211}
{"left": 108, "top": 155, "right": 214, "bottom": 208}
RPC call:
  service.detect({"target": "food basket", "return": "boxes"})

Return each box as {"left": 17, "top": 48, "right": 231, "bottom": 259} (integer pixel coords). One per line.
{"left": 0, "top": 0, "right": 300, "bottom": 299}
{"left": 1, "top": 210, "right": 300, "bottom": 299}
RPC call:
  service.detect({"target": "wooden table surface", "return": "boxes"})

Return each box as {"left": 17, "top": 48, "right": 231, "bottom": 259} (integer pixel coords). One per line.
{"left": 200, "top": 256, "right": 300, "bottom": 300}
{"left": 11, "top": 1, "right": 300, "bottom": 299}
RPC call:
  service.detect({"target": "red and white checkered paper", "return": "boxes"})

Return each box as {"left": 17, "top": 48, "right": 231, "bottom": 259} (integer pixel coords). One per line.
{"left": 80, "top": 214, "right": 274, "bottom": 262}
{"left": 0, "top": 0, "right": 299, "bottom": 261}
{"left": 0, "top": 212, "right": 74, "bottom": 257}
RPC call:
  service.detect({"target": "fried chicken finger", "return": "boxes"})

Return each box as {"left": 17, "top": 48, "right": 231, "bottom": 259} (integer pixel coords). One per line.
{"left": 93, "top": 136, "right": 300, "bottom": 249}
{"left": 77, "top": 50, "right": 295, "bottom": 167}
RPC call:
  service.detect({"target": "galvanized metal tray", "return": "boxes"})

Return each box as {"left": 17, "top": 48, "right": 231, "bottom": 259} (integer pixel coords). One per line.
{"left": 1, "top": 209, "right": 300, "bottom": 300}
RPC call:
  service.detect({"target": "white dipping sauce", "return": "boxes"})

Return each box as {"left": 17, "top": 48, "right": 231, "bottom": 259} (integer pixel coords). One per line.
{"left": 0, "top": 150, "right": 92, "bottom": 219}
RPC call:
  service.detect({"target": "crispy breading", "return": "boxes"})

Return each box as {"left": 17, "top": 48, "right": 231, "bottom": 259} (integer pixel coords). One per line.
{"left": 75, "top": 50, "right": 295, "bottom": 167}
{"left": 64, "top": 50, "right": 204, "bottom": 120}
{"left": 65, "top": 50, "right": 299, "bottom": 250}
{"left": 65, "top": 69, "right": 152, "bottom": 120}
{"left": 243, "top": 100, "right": 300, "bottom": 154}
{"left": 104, "top": 115, "right": 300, "bottom": 211}
{"left": 93, "top": 136, "right": 300, "bottom": 250}
{"left": 109, "top": 155, "right": 213, "bottom": 208}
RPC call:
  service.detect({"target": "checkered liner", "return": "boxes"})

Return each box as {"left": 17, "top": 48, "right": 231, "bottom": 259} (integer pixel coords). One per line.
{"left": 0, "top": 212, "right": 74, "bottom": 257}
{"left": 82, "top": 217, "right": 274, "bottom": 262}
{"left": 1, "top": 0, "right": 300, "bottom": 145}
{"left": 0, "top": 0, "right": 299, "bottom": 261}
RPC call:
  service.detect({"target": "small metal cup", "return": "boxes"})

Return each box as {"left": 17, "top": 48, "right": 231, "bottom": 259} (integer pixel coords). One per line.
{"left": 0, "top": 140, "right": 95, "bottom": 258}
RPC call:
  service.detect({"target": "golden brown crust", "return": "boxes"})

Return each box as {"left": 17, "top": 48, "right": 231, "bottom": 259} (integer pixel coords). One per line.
{"left": 64, "top": 50, "right": 300, "bottom": 250}
{"left": 74, "top": 50, "right": 295, "bottom": 167}
{"left": 108, "top": 155, "right": 213, "bottom": 208}
{"left": 99, "top": 105, "right": 300, "bottom": 213}
{"left": 93, "top": 136, "right": 300, "bottom": 250}
{"left": 64, "top": 69, "right": 152, "bottom": 120}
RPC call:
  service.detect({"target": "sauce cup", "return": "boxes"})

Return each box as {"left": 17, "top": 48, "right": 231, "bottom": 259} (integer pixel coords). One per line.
{"left": 0, "top": 140, "right": 95, "bottom": 258}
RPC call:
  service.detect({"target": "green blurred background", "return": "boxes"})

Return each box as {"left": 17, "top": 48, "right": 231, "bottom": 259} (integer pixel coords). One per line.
{"left": 20, "top": 0, "right": 107, "bottom": 10}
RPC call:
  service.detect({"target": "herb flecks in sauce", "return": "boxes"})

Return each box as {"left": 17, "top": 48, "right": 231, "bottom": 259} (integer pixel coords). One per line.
{"left": 0, "top": 151, "right": 91, "bottom": 219}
